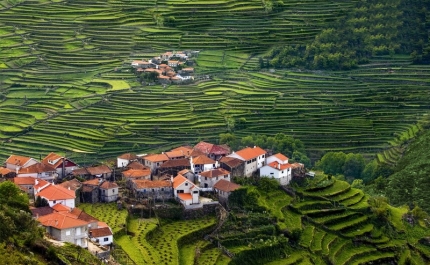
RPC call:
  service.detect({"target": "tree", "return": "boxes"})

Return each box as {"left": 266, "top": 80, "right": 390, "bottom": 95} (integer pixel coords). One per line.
{"left": 361, "top": 160, "right": 378, "bottom": 183}
{"left": 342, "top": 153, "right": 365, "bottom": 178}
{"left": 35, "top": 196, "right": 49, "bottom": 207}
{"left": 316, "top": 152, "right": 346, "bottom": 175}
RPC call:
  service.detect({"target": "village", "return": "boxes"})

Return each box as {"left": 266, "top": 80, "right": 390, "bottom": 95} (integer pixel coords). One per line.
{"left": 0, "top": 141, "right": 305, "bottom": 261}
{"left": 131, "top": 51, "right": 198, "bottom": 84}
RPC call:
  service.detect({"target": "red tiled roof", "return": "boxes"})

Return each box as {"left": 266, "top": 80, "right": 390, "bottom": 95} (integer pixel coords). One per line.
{"left": 165, "top": 150, "right": 186, "bottom": 158}
{"left": 192, "top": 155, "right": 215, "bottom": 165}
{"left": 82, "top": 178, "right": 101, "bottom": 186}
{"left": 34, "top": 179, "right": 50, "bottom": 191}
{"left": 173, "top": 174, "right": 188, "bottom": 189}
{"left": 86, "top": 165, "right": 111, "bottom": 176}
{"left": 132, "top": 179, "right": 171, "bottom": 189}
{"left": 18, "top": 163, "right": 56, "bottom": 174}
{"left": 72, "top": 168, "right": 89, "bottom": 176}
{"left": 0, "top": 167, "right": 13, "bottom": 175}
{"left": 127, "top": 161, "right": 145, "bottom": 170}
{"left": 267, "top": 161, "right": 292, "bottom": 170}
{"left": 199, "top": 168, "right": 230, "bottom": 178}
{"left": 38, "top": 212, "right": 88, "bottom": 229}
{"left": 213, "top": 179, "right": 241, "bottom": 192}
{"left": 144, "top": 153, "right": 169, "bottom": 163}
{"left": 189, "top": 149, "right": 206, "bottom": 157}
{"left": 70, "top": 208, "right": 99, "bottom": 223}
{"left": 178, "top": 169, "right": 193, "bottom": 175}
{"left": 159, "top": 158, "right": 190, "bottom": 168}
{"left": 233, "top": 146, "right": 266, "bottom": 161}
{"left": 210, "top": 145, "right": 230, "bottom": 155}
{"left": 194, "top": 141, "right": 214, "bottom": 154}
{"left": 52, "top": 203, "right": 71, "bottom": 212}
{"left": 13, "top": 177, "right": 35, "bottom": 185}
{"left": 118, "top": 153, "right": 137, "bottom": 160}
{"left": 31, "top": 206, "right": 55, "bottom": 218}
{"left": 100, "top": 181, "right": 118, "bottom": 190}
{"left": 219, "top": 157, "right": 244, "bottom": 168}
{"left": 122, "top": 169, "right": 151, "bottom": 178}
{"left": 171, "top": 146, "right": 193, "bottom": 155}
{"left": 59, "top": 179, "right": 82, "bottom": 191}
{"left": 90, "top": 227, "right": 112, "bottom": 238}
{"left": 273, "top": 153, "right": 289, "bottom": 161}
{"left": 41, "top": 152, "right": 76, "bottom": 169}
{"left": 37, "top": 185, "right": 75, "bottom": 200}
{"left": 178, "top": 193, "right": 192, "bottom": 201}
{"left": 6, "top": 155, "right": 34, "bottom": 166}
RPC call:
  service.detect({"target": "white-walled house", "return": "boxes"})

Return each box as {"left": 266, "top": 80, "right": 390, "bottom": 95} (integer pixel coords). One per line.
{"left": 173, "top": 174, "right": 199, "bottom": 206}
{"left": 227, "top": 146, "right": 266, "bottom": 177}
{"left": 260, "top": 162, "right": 292, "bottom": 186}
{"left": 37, "top": 212, "right": 88, "bottom": 248}
{"left": 36, "top": 184, "right": 76, "bottom": 209}
{"left": 131, "top": 179, "right": 173, "bottom": 200}
{"left": 190, "top": 155, "right": 217, "bottom": 174}
{"left": 213, "top": 179, "right": 241, "bottom": 202}
{"left": 117, "top": 153, "right": 138, "bottom": 168}
{"left": 143, "top": 153, "right": 169, "bottom": 173}
{"left": 41, "top": 152, "right": 78, "bottom": 178}
{"left": 266, "top": 153, "right": 289, "bottom": 165}
{"left": 5, "top": 155, "right": 39, "bottom": 171}
{"left": 99, "top": 181, "right": 119, "bottom": 202}
{"left": 17, "top": 163, "right": 57, "bottom": 182}
{"left": 89, "top": 227, "right": 113, "bottom": 246}
{"left": 199, "top": 168, "right": 230, "bottom": 189}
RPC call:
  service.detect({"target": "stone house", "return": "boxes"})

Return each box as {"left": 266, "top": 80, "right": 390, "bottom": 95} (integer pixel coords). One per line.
{"left": 198, "top": 168, "right": 231, "bottom": 189}
{"left": 227, "top": 146, "right": 266, "bottom": 177}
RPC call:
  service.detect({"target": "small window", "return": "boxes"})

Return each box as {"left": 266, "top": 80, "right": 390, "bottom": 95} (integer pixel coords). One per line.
{"left": 282, "top": 171, "right": 284, "bottom": 173}
{"left": 216, "top": 177, "right": 218, "bottom": 180}
{"left": 224, "top": 175, "right": 228, "bottom": 178}
{"left": 193, "top": 190, "right": 198, "bottom": 194}
{"left": 185, "top": 183, "right": 188, "bottom": 186}
{"left": 205, "top": 177, "right": 207, "bottom": 181}
{"left": 152, "top": 189, "right": 155, "bottom": 192}
{"left": 66, "top": 230, "right": 71, "bottom": 236}
{"left": 213, "top": 164, "right": 215, "bottom": 167}
{"left": 53, "top": 200, "right": 56, "bottom": 204}
{"left": 104, "top": 237, "right": 109, "bottom": 242}
{"left": 161, "top": 188, "right": 164, "bottom": 191}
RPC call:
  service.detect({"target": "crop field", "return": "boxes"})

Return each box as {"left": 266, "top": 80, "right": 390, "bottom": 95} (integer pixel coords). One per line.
{"left": 0, "top": 0, "right": 429, "bottom": 164}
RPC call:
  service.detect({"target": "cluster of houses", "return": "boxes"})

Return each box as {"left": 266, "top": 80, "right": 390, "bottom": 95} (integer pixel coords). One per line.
{"left": 1, "top": 141, "right": 305, "bottom": 249}
{"left": 131, "top": 51, "right": 197, "bottom": 84}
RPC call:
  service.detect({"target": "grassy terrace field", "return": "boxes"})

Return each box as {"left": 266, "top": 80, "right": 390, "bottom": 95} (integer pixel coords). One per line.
{"left": 0, "top": 0, "right": 429, "bottom": 164}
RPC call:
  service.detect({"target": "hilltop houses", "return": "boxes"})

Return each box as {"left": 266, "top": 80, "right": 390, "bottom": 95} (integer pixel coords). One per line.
{"left": 131, "top": 50, "right": 197, "bottom": 84}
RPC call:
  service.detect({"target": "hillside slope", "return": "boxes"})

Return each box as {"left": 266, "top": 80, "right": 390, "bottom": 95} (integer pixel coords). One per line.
{"left": 384, "top": 129, "right": 430, "bottom": 213}
{"left": 0, "top": 0, "right": 429, "bottom": 164}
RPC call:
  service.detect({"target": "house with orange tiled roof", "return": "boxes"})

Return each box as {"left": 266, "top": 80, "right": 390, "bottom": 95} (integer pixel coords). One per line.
{"left": 173, "top": 174, "right": 199, "bottom": 206}
{"left": 41, "top": 152, "right": 78, "bottom": 178}
{"left": 117, "top": 153, "right": 138, "bottom": 168}
{"left": 260, "top": 153, "right": 293, "bottom": 185}
{"left": 131, "top": 179, "right": 172, "bottom": 200}
{"left": 5, "top": 154, "right": 39, "bottom": 171}
{"left": 122, "top": 168, "right": 151, "bottom": 188}
{"left": 17, "top": 162, "right": 57, "bottom": 182}
{"left": 227, "top": 146, "right": 267, "bottom": 177}
{"left": 143, "top": 153, "right": 169, "bottom": 173}
{"left": 36, "top": 184, "right": 76, "bottom": 209}
{"left": 13, "top": 176, "right": 37, "bottom": 197}
{"left": 190, "top": 155, "right": 218, "bottom": 174}
{"left": 194, "top": 141, "right": 230, "bottom": 160}
{"left": 213, "top": 179, "right": 241, "bottom": 202}
{"left": 219, "top": 156, "right": 245, "bottom": 177}
{"left": 89, "top": 226, "right": 113, "bottom": 246}
{"left": 0, "top": 166, "right": 14, "bottom": 177}
{"left": 198, "top": 168, "right": 231, "bottom": 189}
{"left": 165, "top": 150, "right": 187, "bottom": 160}
{"left": 37, "top": 211, "right": 89, "bottom": 247}
{"left": 177, "top": 169, "right": 195, "bottom": 183}
{"left": 170, "top": 146, "right": 193, "bottom": 157}
{"left": 99, "top": 181, "right": 119, "bottom": 202}
{"left": 158, "top": 158, "right": 191, "bottom": 176}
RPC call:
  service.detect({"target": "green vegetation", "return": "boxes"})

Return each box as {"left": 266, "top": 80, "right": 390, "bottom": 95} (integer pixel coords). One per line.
{"left": 0, "top": 181, "right": 101, "bottom": 265}
{"left": 0, "top": 0, "right": 428, "bottom": 166}
{"left": 214, "top": 177, "right": 430, "bottom": 264}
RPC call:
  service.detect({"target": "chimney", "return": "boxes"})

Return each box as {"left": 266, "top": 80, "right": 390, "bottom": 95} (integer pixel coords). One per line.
{"left": 35, "top": 179, "right": 39, "bottom": 185}
{"left": 254, "top": 146, "right": 256, "bottom": 148}
{"left": 278, "top": 163, "right": 280, "bottom": 170}
{"left": 55, "top": 220, "right": 58, "bottom": 226}
{"left": 68, "top": 187, "right": 71, "bottom": 190}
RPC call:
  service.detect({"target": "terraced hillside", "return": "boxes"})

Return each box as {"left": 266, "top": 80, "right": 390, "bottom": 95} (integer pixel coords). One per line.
{"left": 0, "top": 0, "right": 429, "bottom": 163}
{"left": 214, "top": 177, "right": 430, "bottom": 265}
